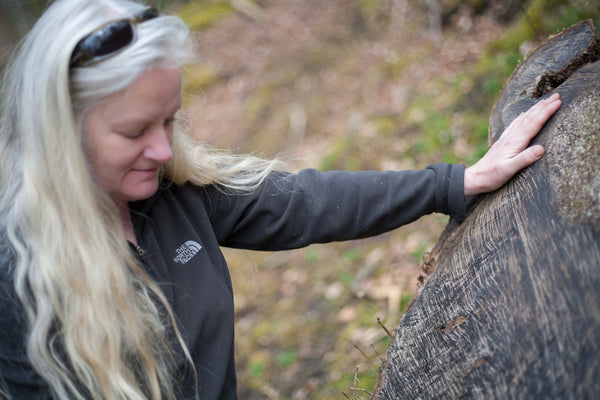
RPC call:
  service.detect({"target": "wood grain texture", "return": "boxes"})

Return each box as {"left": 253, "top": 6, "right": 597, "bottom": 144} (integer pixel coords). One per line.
{"left": 373, "top": 21, "right": 600, "bottom": 400}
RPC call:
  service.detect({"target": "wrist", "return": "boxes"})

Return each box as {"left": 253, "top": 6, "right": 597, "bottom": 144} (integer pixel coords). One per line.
{"left": 464, "top": 165, "right": 486, "bottom": 197}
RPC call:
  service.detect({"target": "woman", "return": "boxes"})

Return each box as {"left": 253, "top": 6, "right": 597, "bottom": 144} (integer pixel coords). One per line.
{"left": 0, "top": 0, "right": 561, "bottom": 399}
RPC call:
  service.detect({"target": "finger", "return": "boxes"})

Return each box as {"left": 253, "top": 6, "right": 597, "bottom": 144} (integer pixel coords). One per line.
{"left": 499, "top": 94, "right": 561, "bottom": 146}
{"left": 503, "top": 112, "right": 525, "bottom": 133}
{"left": 520, "top": 93, "right": 562, "bottom": 135}
{"left": 509, "top": 144, "right": 545, "bottom": 171}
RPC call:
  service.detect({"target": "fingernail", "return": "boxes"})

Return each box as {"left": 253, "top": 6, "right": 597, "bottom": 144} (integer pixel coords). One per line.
{"left": 549, "top": 92, "right": 560, "bottom": 100}
{"left": 532, "top": 145, "right": 545, "bottom": 157}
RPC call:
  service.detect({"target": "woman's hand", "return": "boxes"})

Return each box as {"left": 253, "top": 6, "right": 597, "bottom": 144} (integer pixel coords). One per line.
{"left": 464, "top": 92, "right": 562, "bottom": 197}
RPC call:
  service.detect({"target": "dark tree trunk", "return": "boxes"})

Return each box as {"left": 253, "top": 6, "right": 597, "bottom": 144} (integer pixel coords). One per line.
{"left": 373, "top": 20, "right": 600, "bottom": 400}
{"left": 0, "top": 0, "right": 47, "bottom": 67}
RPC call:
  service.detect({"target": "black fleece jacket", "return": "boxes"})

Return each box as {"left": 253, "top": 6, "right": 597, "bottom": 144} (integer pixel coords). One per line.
{"left": 0, "top": 164, "right": 465, "bottom": 399}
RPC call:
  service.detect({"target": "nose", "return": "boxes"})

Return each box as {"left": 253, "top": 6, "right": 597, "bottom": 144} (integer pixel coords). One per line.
{"left": 143, "top": 127, "right": 173, "bottom": 163}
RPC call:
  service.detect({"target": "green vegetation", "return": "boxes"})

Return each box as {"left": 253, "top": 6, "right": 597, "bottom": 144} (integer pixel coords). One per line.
{"left": 176, "top": 1, "right": 235, "bottom": 30}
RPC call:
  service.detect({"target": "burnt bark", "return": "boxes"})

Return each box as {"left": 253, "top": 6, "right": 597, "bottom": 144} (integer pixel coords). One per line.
{"left": 373, "top": 20, "right": 600, "bottom": 400}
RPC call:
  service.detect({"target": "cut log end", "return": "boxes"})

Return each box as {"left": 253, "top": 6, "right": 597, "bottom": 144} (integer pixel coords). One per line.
{"left": 532, "top": 36, "right": 600, "bottom": 98}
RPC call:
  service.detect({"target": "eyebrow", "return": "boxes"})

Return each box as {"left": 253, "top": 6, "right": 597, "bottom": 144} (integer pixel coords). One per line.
{"left": 115, "top": 102, "right": 182, "bottom": 126}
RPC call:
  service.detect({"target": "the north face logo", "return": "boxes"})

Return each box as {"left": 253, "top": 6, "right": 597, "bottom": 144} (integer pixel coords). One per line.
{"left": 173, "top": 240, "right": 203, "bottom": 264}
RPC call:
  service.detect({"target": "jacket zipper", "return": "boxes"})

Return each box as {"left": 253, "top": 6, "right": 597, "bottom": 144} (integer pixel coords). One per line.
{"left": 135, "top": 245, "right": 146, "bottom": 257}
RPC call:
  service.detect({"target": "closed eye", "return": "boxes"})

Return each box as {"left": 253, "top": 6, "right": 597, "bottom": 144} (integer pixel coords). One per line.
{"left": 119, "top": 129, "right": 145, "bottom": 139}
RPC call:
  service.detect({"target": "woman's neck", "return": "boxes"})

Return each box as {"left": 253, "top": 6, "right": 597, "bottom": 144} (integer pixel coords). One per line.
{"left": 117, "top": 201, "right": 137, "bottom": 246}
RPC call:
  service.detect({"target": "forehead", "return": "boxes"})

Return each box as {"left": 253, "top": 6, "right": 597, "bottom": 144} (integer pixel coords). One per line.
{"left": 99, "top": 67, "right": 182, "bottom": 121}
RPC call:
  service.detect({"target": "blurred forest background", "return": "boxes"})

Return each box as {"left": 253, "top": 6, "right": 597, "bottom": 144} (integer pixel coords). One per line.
{"left": 1, "top": 0, "right": 599, "bottom": 399}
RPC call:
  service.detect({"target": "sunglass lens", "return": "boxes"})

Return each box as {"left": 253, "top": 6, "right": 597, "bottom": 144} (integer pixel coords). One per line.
{"left": 70, "top": 7, "right": 158, "bottom": 67}
{"left": 134, "top": 7, "right": 159, "bottom": 23}
{"left": 81, "top": 20, "right": 134, "bottom": 58}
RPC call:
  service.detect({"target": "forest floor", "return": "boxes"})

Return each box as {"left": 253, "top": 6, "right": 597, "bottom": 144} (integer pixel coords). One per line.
{"left": 174, "top": 1, "right": 517, "bottom": 398}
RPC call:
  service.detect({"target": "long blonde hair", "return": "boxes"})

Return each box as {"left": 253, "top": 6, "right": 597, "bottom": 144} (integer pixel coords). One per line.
{"left": 0, "top": 0, "right": 281, "bottom": 399}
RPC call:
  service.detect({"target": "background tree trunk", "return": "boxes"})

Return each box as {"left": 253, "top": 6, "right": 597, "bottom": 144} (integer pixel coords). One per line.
{"left": 373, "top": 20, "right": 600, "bottom": 399}
{"left": 0, "top": 0, "right": 46, "bottom": 66}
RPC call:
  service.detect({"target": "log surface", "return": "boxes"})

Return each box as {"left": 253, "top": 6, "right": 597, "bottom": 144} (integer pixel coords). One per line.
{"left": 373, "top": 21, "right": 600, "bottom": 400}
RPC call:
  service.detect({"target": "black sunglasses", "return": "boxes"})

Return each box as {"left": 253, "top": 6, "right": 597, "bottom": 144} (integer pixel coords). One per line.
{"left": 69, "top": 7, "right": 159, "bottom": 68}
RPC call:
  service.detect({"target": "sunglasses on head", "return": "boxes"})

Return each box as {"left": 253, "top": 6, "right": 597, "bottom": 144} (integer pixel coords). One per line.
{"left": 69, "top": 7, "right": 159, "bottom": 68}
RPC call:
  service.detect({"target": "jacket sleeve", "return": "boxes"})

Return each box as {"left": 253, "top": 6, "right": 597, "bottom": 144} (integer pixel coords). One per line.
{"left": 192, "top": 163, "right": 465, "bottom": 251}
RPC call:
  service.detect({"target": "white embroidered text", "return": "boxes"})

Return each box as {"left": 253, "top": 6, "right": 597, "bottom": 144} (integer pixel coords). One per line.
{"left": 173, "top": 240, "right": 203, "bottom": 264}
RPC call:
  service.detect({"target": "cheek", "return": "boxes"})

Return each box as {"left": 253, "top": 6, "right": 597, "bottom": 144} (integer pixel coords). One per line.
{"left": 84, "top": 138, "right": 110, "bottom": 177}
{"left": 83, "top": 138, "right": 102, "bottom": 176}
{"left": 94, "top": 150, "right": 135, "bottom": 176}
{"left": 84, "top": 136, "right": 135, "bottom": 185}
{"left": 83, "top": 123, "right": 103, "bottom": 172}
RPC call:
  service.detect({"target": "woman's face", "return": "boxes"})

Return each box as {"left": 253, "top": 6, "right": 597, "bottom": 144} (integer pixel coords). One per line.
{"left": 84, "top": 67, "right": 182, "bottom": 207}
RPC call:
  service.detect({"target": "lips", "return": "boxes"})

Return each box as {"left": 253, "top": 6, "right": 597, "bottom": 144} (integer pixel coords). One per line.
{"left": 133, "top": 166, "right": 159, "bottom": 173}
{"left": 131, "top": 167, "right": 160, "bottom": 178}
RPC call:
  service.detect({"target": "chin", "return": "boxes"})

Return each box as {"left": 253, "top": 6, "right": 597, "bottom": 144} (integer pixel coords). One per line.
{"left": 127, "top": 182, "right": 160, "bottom": 202}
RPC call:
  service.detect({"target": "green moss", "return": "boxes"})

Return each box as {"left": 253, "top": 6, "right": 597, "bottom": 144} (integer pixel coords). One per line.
{"left": 369, "top": 115, "right": 398, "bottom": 137}
{"left": 304, "top": 248, "right": 321, "bottom": 264}
{"left": 343, "top": 248, "right": 362, "bottom": 264}
{"left": 526, "top": 0, "right": 600, "bottom": 34}
{"left": 476, "top": 0, "right": 600, "bottom": 100}
{"left": 409, "top": 242, "right": 430, "bottom": 264}
{"left": 181, "top": 64, "right": 220, "bottom": 103}
{"left": 339, "top": 271, "right": 355, "bottom": 287}
{"left": 404, "top": 96, "right": 459, "bottom": 161}
{"left": 177, "top": 2, "right": 234, "bottom": 30}
{"left": 277, "top": 350, "right": 299, "bottom": 368}
{"left": 249, "top": 360, "right": 266, "bottom": 378}
{"left": 319, "top": 138, "right": 351, "bottom": 171}
{"left": 357, "top": 0, "right": 383, "bottom": 22}
{"left": 399, "top": 293, "right": 414, "bottom": 313}
{"left": 243, "top": 85, "right": 275, "bottom": 123}
{"left": 247, "top": 351, "right": 270, "bottom": 378}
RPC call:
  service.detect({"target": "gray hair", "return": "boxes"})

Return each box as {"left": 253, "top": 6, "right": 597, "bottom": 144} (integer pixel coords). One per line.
{"left": 0, "top": 1, "right": 194, "bottom": 399}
